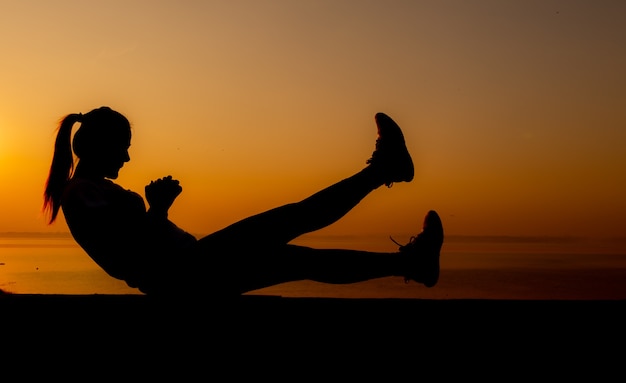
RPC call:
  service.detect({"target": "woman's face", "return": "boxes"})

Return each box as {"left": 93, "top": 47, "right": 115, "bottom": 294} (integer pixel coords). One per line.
{"left": 80, "top": 132, "right": 131, "bottom": 179}
{"left": 101, "top": 137, "right": 131, "bottom": 179}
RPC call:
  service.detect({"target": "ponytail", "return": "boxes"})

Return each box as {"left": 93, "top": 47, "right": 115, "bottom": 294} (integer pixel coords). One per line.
{"left": 43, "top": 113, "right": 82, "bottom": 224}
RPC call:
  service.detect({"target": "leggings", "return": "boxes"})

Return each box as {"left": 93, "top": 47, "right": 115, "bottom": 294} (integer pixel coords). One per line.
{"left": 185, "top": 167, "right": 404, "bottom": 295}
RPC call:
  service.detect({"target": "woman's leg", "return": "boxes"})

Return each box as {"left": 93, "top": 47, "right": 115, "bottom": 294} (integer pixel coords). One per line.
{"left": 233, "top": 244, "right": 405, "bottom": 294}
{"left": 196, "top": 112, "right": 414, "bottom": 249}
{"left": 221, "top": 209, "right": 444, "bottom": 294}
{"left": 198, "top": 168, "right": 382, "bottom": 249}
{"left": 186, "top": 113, "right": 445, "bottom": 296}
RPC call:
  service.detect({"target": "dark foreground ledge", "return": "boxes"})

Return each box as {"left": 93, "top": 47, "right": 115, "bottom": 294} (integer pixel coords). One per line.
{"left": 2, "top": 293, "right": 625, "bottom": 325}
{"left": 2, "top": 294, "right": 625, "bottom": 367}
{"left": 3, "top": 292, "right": 625, "bottom": 311}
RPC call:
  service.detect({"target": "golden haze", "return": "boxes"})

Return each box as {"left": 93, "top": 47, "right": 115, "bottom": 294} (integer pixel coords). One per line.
{"left": 0, "top": 1, "right": 625, "bottom": 247}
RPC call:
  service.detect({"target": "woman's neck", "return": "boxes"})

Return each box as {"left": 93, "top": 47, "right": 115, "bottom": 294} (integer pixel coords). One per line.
{"left": 73, "top": 162, "right": 105, "bottom": 180}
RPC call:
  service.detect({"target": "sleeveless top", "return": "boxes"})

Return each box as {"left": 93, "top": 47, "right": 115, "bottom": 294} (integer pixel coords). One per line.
{"left": 61, "top": 177, "right": 197, "bottom": 293}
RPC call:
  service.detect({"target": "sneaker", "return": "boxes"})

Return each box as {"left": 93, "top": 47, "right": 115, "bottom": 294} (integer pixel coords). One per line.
{"left": 397, "top": 210, "right": 444, "bottom": 287}
{"left": 366, "top": 112, "right": 414, "bottom": 187}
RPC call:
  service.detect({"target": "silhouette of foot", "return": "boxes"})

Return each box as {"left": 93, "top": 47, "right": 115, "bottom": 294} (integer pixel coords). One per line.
{"left": 366, "top": 112, "right": 414, "bottom": 187}
{"left": 398, "top": 210, "right": 444, "bottom": 288}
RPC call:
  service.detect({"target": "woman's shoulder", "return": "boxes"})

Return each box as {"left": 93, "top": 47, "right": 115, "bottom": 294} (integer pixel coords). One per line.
{"left": 63, "top": 177, "right": 105, "bottom": 199}
{"left": 66, "top": 177, "right": 116, "bottom": 189}
{"left": 65, "top": 177, "right": 138, "bottom": 194}
{"left": 63, "top": 177, "right": 144, "bottom": 208}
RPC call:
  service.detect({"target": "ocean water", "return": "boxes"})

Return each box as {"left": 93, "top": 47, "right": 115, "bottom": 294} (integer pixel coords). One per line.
{"left": 0, "top": 233, "right": 139, "bottom": 295}
{"left": 2, "top": 233, "right": 626, "bottom": 299}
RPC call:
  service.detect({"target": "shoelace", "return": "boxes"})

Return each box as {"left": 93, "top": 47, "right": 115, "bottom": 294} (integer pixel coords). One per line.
{"left": 366, "top": 137, "right": 395, "bottom": 188}
{"left": 390, "top": 235, "right": 418, "bottom": 251}
{"left": 390, "top": 235, "right": 420, "bottom": 284}
{"left": 389, "top": 235, "right": 402, "bottom": 247}
{"left": 365, "top": 137, "right": 382, "bottom": 165}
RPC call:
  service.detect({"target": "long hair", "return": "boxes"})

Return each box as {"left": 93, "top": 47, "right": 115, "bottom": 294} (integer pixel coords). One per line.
{"left": 43, "top": 106, "right": 131, "bottom": 224}
{"left": 43, "top": 113, "right": 82, "bottom": 224}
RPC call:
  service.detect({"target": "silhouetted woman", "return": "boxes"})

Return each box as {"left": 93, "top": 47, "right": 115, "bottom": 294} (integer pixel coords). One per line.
{"left": 43, "top": 106, "right": 443, "bottom": 297}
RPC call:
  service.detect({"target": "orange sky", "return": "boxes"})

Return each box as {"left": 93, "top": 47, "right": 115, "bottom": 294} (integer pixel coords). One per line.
{"left": 1, "top": 0, "right": 625, "bottom": 244}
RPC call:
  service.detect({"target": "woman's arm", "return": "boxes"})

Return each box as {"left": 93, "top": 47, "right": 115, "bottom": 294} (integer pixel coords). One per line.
{"left": 144, "top": 175, "right": 182, "bottom": 220}
{"left": 144, "top": 175, "right": 197, "bottom": 248}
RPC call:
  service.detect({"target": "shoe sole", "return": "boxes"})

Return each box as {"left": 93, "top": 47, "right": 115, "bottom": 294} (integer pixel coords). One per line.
{"left": 422, "top": 210, "right": 443, "bottom": 287}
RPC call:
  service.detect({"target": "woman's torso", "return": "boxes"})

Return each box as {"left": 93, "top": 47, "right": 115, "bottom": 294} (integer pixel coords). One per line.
{"left": 61, "top": 177, "right": 197, "bottom": 292}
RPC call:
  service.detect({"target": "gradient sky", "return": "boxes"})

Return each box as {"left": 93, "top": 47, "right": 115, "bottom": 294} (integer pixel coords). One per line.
{"left": 1, "top": 0, "right": 625, "bottom": 243}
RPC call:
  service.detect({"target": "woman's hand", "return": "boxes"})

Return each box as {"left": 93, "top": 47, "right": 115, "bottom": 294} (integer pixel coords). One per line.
{"left": 145, "top": 175, "right": 182, "bottom": 218}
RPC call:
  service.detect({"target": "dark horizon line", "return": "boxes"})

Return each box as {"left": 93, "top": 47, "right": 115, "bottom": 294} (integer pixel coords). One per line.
{"left": 1, "top": 231, "right": 625, "bottom": 244}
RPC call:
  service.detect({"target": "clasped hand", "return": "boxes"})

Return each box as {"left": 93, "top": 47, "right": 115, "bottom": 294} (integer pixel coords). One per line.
{"left": 145, "top": 175, "right": 182, "bottom": 214}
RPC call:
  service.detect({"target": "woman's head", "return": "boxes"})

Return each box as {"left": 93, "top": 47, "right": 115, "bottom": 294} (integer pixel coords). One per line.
{"left": 43, "top": 106, "right": 132, "bottom": 224}
{"left": 72, "top": 107, "right": 131, "bottom": 161}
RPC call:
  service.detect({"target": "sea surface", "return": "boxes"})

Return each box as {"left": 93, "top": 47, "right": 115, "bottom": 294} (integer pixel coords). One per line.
{"left": 2, "top": 232, "right": 626, "bottom": 299}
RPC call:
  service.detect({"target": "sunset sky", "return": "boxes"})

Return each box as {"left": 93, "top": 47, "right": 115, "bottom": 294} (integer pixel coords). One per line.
{"left": 1, "top": 0, "right": 625, "bottom": 244}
